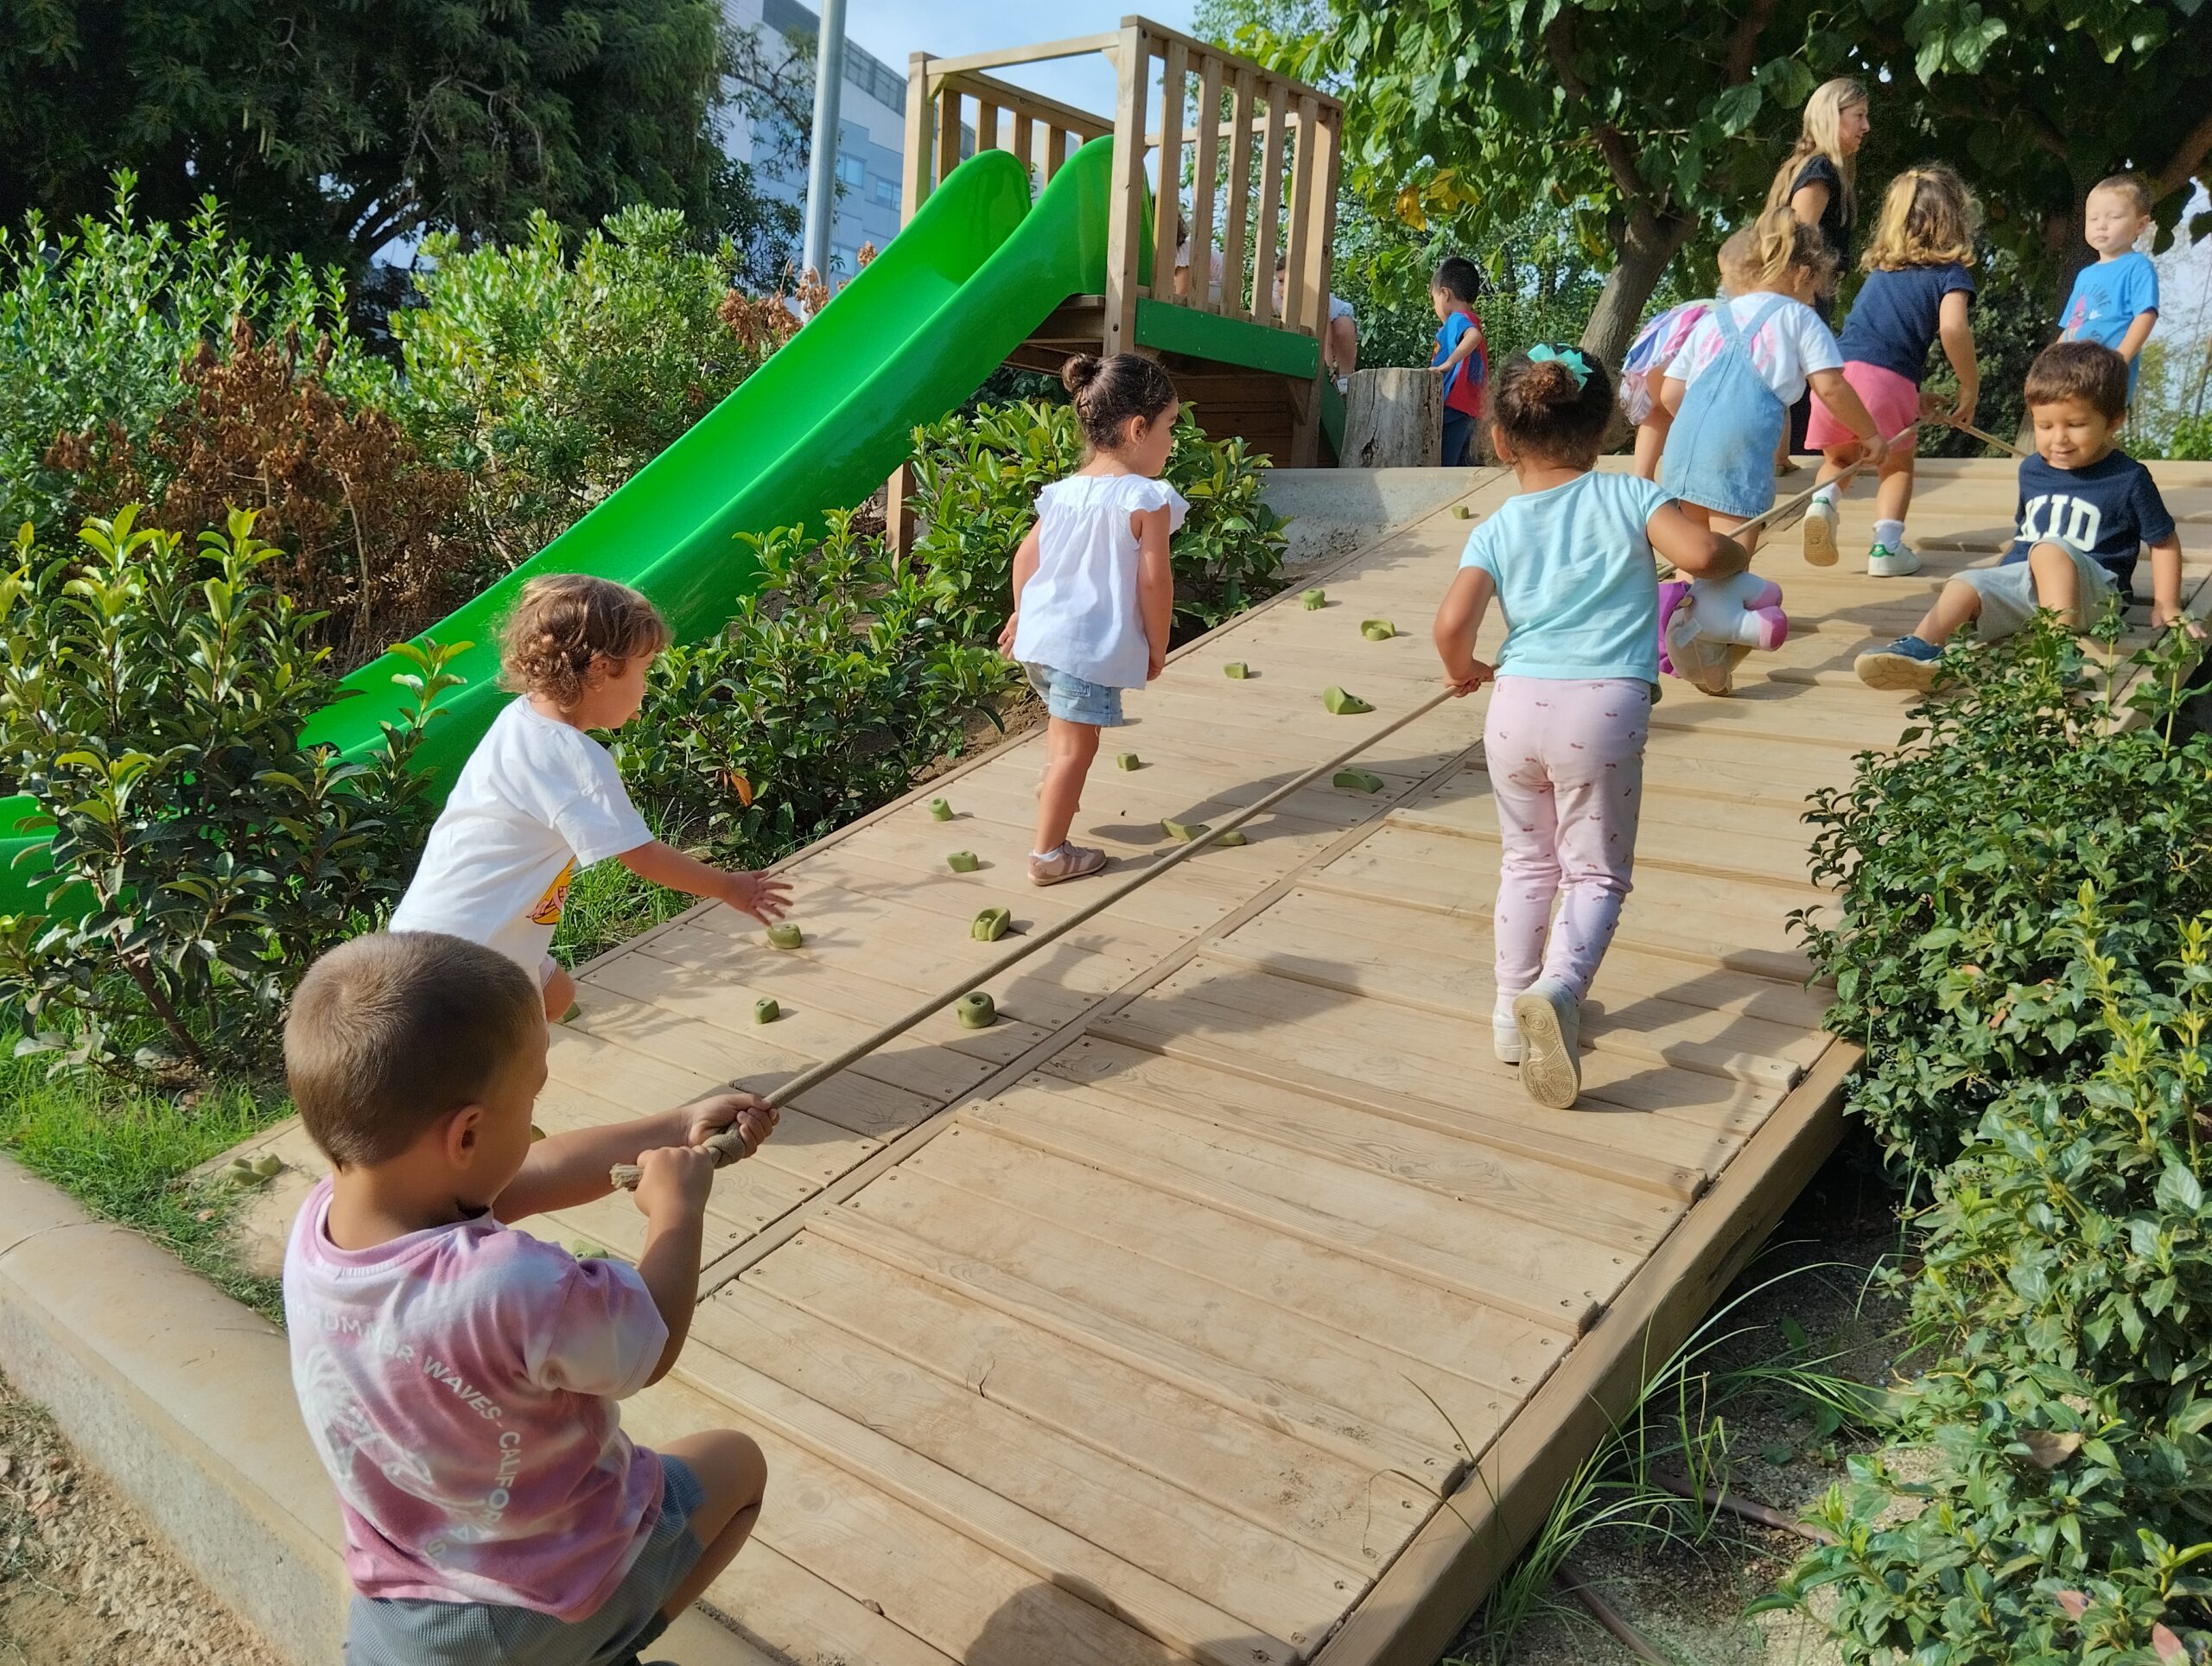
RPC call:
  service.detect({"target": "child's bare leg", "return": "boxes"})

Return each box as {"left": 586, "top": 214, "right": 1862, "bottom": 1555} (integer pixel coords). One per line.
{"left": 1911, "top": 579, "right": 1983, "bottom": 645}
{"left": 656, "top": 1429, "right": 768, "bottom": 1618}
{"left": 1034, "top": 717, "right": 1099, "bottom": 852}
{"left": 1873, "top": 448, "right": 1916, "bottom": 527}
{"left": 1815, "top": 442, "right": 1862, "bottom": 493}
{"left": 543, "top": 963, "right": 575, "bottom": 1023}
{"left": 2025, "top": 540, "right": 2082, "bottom": 626}
{"left": 1711, "top": 510, "right": 1764, "bottom": 559}
{"left": 1632, "top": 410, "right": 1669, "bottom": 480}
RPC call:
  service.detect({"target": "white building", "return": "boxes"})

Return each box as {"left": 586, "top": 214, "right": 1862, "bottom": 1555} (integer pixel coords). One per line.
{"left": 720, "top": 0, "right": 909, "bottom": 276}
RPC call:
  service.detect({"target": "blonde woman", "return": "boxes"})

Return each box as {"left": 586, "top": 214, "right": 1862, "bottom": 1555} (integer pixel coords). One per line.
{"left": 1768, "top": 77, "right": 1870, "bottom": 461}
{"left": 1803, "top": 165, "right": 1981, "bottom": 576}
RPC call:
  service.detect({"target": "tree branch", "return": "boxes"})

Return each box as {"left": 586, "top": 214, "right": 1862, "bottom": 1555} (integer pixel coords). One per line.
{"left": 1542, "top": 11, "right": 1657, "bottom": 220}
{"left": 1725, "top": 0, "right": 1780, "bottom": 86}
{"left": 2154, "top": 104, "right": 2212, "bottom": 197}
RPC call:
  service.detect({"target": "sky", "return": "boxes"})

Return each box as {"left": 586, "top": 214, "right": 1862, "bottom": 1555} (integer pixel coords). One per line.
{"left": 837, "top": 1, "right": 1198, "bottom": 117}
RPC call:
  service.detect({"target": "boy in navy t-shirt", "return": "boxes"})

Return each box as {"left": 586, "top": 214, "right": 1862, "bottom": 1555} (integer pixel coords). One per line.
{"left": 1430, "top": 256, "right": 1489, "bottom": 467}
{"left": 1855, "top": 341, "right": 2188, "bottom": 692}
{"left": 2058, "top": 174, "right": 2159, "bottom": 399}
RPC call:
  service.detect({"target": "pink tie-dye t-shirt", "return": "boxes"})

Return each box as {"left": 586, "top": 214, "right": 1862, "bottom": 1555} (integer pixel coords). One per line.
{"left": 283, "top": 1180, "right": 669, "bottom": 1618}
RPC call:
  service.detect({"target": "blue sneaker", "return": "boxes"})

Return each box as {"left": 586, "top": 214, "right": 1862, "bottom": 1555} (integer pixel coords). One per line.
{"left": 1855, "top": 634, "right": 1943, "bottom": 692}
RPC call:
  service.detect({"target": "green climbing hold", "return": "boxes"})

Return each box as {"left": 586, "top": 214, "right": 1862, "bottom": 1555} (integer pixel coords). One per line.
{"left": 252, "top": 1153, "right": 284, "bottom": 1180}
{"left": 753, "top": 997, "right": 779, "bottom": 1024}
{"left": 1161, "top": 817, "right": 1208, "bottom": 843}
{"left": 569, "top": 1240, "right": 608, "bottom": 1260}
{"left": 1224, "top": 661, "right": 1249, "bottom": 679}
{"left": 946, "top": 850, "right": 980, "bottom": 873}
{"left": 1301, "top": 588, "right": 1327, "bottom": 609}
{"left": 766, "top": 923, "right": 804, "bottom": 950}
{"left": 1322, "top": 686, "right": 1374, "bottom": 715}
{"left": 224, "top": 1157, "right": 257, "bottom": 1185}
{"left": 1451, "top": 504, "right": 1473, "bottom": 518}
{"left": 970, "top": 906, "right": 1012, "bottom": 942}
{"left": 1116, "top": 753, "right": 1141, "bottom": 771}
{"left": 1215, "top": 829, "right": 1248, "bottom": 847}
{"left": 1360, "top": 620, "right": 1395, "bottom": 641}
{"left": 955, "top": 991, "right": 997, "bottom": 1029}
{"left": 928, "top": 798, "right": 954, "bottom": 821}
{"left": 530, "top": 1123, "right": 547, "bottom": 1142}
{"left": 1334, "top": 769, "right": 1385, "bottom": 794}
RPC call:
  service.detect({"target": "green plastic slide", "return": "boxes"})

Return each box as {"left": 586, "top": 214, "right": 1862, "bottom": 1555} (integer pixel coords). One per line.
{"left": 0, "top": 140, "right": 1125, "bottom": 917}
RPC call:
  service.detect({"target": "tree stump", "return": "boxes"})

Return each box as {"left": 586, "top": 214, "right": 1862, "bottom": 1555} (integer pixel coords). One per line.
{"left": 1342, "top": 367, "right": 1442, "bottom": 468}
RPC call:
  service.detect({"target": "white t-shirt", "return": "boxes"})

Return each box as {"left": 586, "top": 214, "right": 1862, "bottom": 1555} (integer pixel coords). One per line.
{"left": 1664, "top": 292, "right": 1840, "bottom": 405}
{"left": 390, "top": 698, "right": 652, "bottom": 976}
{"left": 1010, "top": 474, "right": 1190, "bottom": 690}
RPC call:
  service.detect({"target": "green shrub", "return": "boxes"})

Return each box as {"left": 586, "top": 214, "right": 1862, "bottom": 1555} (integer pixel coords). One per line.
{"left": 390, "top": 207, "right": 773, "bottom": 569}
{"left": 906, "top": 400, "right": 1289, "bottom": 645}
{"left": 1799, "top": 619, "right": 2212, "bottom": 1173}
{"left": 612, "top": 510, "right": 1013, "bottom": 863}
{"left": 0, "top": 176, "right": 381, "bottom": 541}
{"left": 0, "top": 508, "right": 459, "bottom": 1080}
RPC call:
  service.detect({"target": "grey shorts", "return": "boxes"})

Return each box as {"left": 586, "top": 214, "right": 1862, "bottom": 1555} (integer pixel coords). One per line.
{"left": 1959, "top": 544, "right": 2116, "bottom": 640}
{"left": 345, "top": 1456, "right": 704, "bottom": 1666}
{"left": 1024, "top": 661, "right": 1125, "bottom": 727}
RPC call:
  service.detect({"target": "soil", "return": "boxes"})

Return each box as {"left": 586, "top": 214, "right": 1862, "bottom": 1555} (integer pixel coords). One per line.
{"left": 1439, "top": 1130, "right": 1912, "bottom": 1666}
{"left": 0, "top": 1372, "right": 282, "bottom": 1666}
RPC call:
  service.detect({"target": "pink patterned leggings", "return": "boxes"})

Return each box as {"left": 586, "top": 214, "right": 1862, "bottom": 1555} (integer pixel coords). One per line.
{"left": 1484, "top": 676, "right": 1651, "bottom": 1002}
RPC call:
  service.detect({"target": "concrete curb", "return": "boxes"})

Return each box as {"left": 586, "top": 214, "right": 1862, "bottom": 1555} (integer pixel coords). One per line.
{"left": 0, "top": 1156, "right": 768, "bottom": 1664}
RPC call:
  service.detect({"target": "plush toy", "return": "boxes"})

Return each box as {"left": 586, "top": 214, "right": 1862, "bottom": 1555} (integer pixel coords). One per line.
{"left": 1658, "top": 572, "right": 1789, "bottom": 696}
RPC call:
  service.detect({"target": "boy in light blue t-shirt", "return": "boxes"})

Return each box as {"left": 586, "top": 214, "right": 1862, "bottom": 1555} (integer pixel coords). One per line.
{"left": 2058, "top": 174, "right": 2159, "bottom": 397}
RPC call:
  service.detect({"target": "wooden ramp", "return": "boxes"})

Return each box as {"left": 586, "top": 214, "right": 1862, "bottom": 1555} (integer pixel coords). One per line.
{"left": 237, "top": 459, "right": 2212, "bottom": 1666}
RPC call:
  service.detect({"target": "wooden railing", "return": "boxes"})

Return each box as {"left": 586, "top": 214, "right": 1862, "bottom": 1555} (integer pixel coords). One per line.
{"left": 902, "top": 17, "right": 1342, "bottom": 360}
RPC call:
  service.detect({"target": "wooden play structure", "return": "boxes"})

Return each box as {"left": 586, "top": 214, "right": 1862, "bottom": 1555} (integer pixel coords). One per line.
{"left": 902, "top": 18, "right": 1346, "bottom": 465}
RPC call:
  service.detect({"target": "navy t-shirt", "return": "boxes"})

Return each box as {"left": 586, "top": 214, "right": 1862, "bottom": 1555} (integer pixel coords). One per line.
{"left": 1837, "top": 264, "right": 1976, "bottom": 382}
{"left": 1790, "top": 156, "right": 1853, "bottom": 269}
{"left": 2003, "top": 448, "right": 2176, "bottom": 587}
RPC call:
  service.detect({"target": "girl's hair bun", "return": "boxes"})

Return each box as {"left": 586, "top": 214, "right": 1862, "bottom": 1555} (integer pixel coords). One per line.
{"left": 1061, "top": 353, "right": 1104, "bottom": 395}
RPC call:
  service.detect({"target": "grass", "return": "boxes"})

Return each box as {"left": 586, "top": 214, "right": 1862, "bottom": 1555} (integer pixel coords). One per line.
{"left": 550, "top": 861, "right": 696, "bottom": 969}
{"left": 0, "top": 1051, "right": 289, "bottom": 1320}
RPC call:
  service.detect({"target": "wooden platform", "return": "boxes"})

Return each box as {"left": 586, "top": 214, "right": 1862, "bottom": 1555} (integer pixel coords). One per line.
{"left": 235, "top": 459, "right": 2212, "bottom": 1666}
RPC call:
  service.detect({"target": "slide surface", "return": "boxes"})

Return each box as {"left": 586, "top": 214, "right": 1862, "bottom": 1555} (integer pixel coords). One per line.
{"left": 2, "top": 140, "right": 1121, "bottom": 914}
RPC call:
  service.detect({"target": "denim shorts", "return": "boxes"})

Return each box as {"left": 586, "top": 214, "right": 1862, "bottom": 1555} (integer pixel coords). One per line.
{"left": 345, "top": 1456, "right": 705, "bottom": 1666}
{"left": 1024, "top": 661, "right": 1125, "bottom": 727}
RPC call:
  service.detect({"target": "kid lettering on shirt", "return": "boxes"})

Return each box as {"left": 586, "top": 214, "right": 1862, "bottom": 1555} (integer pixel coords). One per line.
{"left": 2058, "top": 174, "right": 2160, "bottom": 397}
{"left": 281, "top": 932, "right": 774, "bottom": 1663}
{"left": 390, "top": 575, "right": 790, "bottom": 1021}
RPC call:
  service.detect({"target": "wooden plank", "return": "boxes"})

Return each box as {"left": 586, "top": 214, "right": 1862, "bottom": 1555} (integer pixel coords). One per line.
{"left": 936, "top": 88, "right": 963, "bottom": 205}
{"left": 1046, "top": 126, "right": 1071, "bottom": 180}
{"left": 975, "top": 99, "right": 1000, "bottom": 152}
{"left": 1104, "top": 24, "right": 1151, "bottom": 355}
{"left": 1249, "top": 87, "right": 1285, "bottom": 327}
{"left": 823, "top": 1168, "right": 1496, "bottom": 1479}
{"left": 1188, "top": 53, "right": 1223, "bottom": 314}
{"left": 1312, "top": 1043, "right": 1854, "bottom": 1666}
{"left": 920, "top": 32, "right": 1122, "bottom": 79}
{"left": 1044, "top": 1035, "right": 1699, "bottom": 1203}
{"left": 903, "top": 55, "right": 933, "bottom": 221}
{"left": 744, "top": 1231, "right": 1432, "bottom": 1572}
{"left": 1012, "top": 113, "right": 1033, "bottom": 184}
{"left": 903, "top": 1126, "right": 1567, "bottom": 1395}
{"left": 1151, "top": 39, "right": 1187, "bottom": 305}
{"left": 1215, "top": 66, "right": 1253, "bottom": 324}
{"left": 700, "top": 1282, "right": 1353, "bottom": 1650}
{"left": 966, "top": 1083, "right": 1620, "bottom": 1329}
{"left": 1280, "top": 92, "right": 1317, "bottom": 335}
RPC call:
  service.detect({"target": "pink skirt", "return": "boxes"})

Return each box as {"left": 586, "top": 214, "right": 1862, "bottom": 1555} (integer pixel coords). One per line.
{"left": 1805, "top": 360, "right": 1919, "bottom": 451}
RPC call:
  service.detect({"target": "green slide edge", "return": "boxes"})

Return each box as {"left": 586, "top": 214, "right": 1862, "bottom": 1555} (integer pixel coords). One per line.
{"left": 0, "top": 142, "right": 1117, "bottom": 919}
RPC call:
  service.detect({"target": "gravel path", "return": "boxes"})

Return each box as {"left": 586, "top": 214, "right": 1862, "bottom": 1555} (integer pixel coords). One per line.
{"left": 0, "top": 1371, "right": 283, "bottom": 1665}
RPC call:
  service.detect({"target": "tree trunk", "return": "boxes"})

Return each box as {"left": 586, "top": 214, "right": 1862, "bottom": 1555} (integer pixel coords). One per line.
{"left": 1341, "top": 367, "right": 1441, "bottom": 468}
{"left": 1581, "top": 212, "right": 1697, "bottom": 371}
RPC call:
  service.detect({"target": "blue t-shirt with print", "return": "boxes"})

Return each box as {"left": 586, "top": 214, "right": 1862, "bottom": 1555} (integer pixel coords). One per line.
{"left": 1460, "top": 471, "right": 1669, "bottom": 682}
{"left": 2059, "top": 251, "right": 2158, "bottom": 391}
{"left": 1836, "top": 263, "right": 1976, "bottom": 382}
{"left": 1432, "top": 310, "right": 1488, "bottom": 415}
{"left": 2002, "top": 448, "right": 2174, "bottom": 588}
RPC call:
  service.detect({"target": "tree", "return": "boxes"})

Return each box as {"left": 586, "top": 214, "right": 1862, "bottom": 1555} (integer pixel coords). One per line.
{"left": 0, "top": 0, "right": 790, "bottom": 278}
{"left": 1274, "top": 0, "right": 2211, "bottom": 366}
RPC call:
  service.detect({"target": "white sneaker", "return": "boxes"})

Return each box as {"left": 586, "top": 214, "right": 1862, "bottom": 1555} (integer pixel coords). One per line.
{"left": 1493, "top": 1017, "right": 1522, "bottom": 1064}
{"left": 1802, "top": 497, "right": 1840, "bottom": 567}
{"left": 1866, "top": 543, "right": 1922, "bottom": 578}
{"left": 1510, "top": 979, "right": 1583, "bottom": 1109}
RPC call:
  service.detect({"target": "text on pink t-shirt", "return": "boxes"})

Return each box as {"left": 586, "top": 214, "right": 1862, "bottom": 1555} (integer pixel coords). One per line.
{"left": 283, "top": 1180, "right": 669, "bottom": 1618}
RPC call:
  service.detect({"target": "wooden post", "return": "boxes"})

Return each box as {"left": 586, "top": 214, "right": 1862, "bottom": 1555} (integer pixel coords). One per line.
{"left": 1013, "top": 114, "right": 1033, "bottom": 190}
{"left": 887, "top": 461, "right": 917, "bottom": 560}
{"left": 1150, "top": 39, "right": 1187, "bottom": 303}
{"left": 1046, "top": 127, "right": 1071, "bottom": 181}
{"left": 1190, "top": 53, "right": 1223, "bottom": 314}
{"left": 902, "top": 54, "right": 933, "bottom": 224}
{"left": 1281, "top": 95, "right": 1316, "bottom": 334}
{"left": 1219, "top": 66, "right": 1255, "bottom": 324}
{"left": 976, "top": 100, "right": 1000, "bottom": 151}
{"left": 1103, "top": 22, "right": 1151, "bottom": 358}
{"left": 1304, "top": 108, "right": 1340, "bottom": 344}
{"left": 936, "top": 86, "right": 963, "bottom": 188}
{"left": 1340, "top": 368, "right": 1443, "bottom": 468}
{"left": 1249, "top": 83, "right": 1286, "bottom": 327}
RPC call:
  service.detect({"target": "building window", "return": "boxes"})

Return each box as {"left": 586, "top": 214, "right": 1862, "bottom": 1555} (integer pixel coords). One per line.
{"left": 835, "top": 153, "right": 866, "bottom": 188}
{"left": 831, "top": 243, "right": 858, "bottom": 273}
{"left": 874, "top": 176, "right": 899, "bottom": 207}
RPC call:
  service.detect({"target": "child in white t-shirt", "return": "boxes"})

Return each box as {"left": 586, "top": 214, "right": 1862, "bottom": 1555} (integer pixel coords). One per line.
{"left": 1001, "top": 353, "right": 1187, "bottom": 887}
{"left": 1659, "top": 206, "right": 1885, "bottom": 553}
{"left": 391, "top": 575, "right": 791, "bottom": 1020}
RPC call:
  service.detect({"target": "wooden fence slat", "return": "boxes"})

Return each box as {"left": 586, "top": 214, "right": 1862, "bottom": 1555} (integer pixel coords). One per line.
{"left": 1104, "top": 24, "right": 1152, "bottom": 355}
{"left": 937, "top": 87, "right": 963, "bottom": 190}
{"left": 1151, "top": 40, "right": 1189, "bottom": 304}
{"left": 1220, "top": 67, "right": 1256, "bottom": 326}
{"left": 1046, "top": 127, "right": 1071, "bottom": 181}
{"left": 1281, "top": 92, "right": 1317, "bottom": 334}
{"left": 1190, "top": 53, "right": 1224, "bottom": 315}
{"left": 1249, "top": 82, "right": 1287, "bottom": 328}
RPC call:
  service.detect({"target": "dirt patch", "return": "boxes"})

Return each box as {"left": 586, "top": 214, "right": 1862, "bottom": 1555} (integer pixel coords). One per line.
{"left": 0, "top": 1371, "right": 283, "bottom": 1665}
{"left": 1441, "top": 1132, "right": 1910, "bottom": 1666}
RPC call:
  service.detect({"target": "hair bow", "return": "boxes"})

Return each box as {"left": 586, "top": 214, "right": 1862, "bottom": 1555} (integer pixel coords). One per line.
{"left": 1528, "top": 343, "right": 1592, "bottom": 388}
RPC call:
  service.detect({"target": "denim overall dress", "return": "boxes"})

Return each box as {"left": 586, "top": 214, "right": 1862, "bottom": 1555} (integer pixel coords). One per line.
{"left": 1660, "top": 295, "right": 1792, "bottom": 519}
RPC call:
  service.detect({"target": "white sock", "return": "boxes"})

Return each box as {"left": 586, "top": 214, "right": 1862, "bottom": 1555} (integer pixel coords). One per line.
{"left": 1873, "top": 518, "right": 1905, "bottom": 551}
{"left": 1811, "top": 485, "right": 1840, "bottom": 509}
{"left": 1033, "top": 844, "right": 1065, "bottom": 861}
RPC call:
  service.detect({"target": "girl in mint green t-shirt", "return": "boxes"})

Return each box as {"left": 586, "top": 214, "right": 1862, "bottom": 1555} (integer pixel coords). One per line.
{"left": 1432, "top": 347, "right": 1748, "bottom": 1111}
